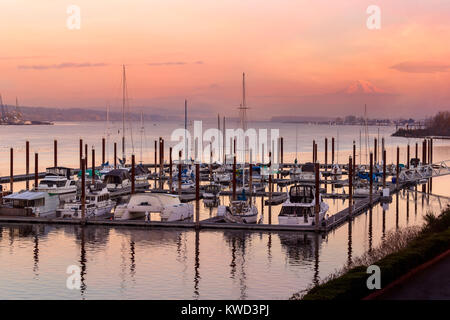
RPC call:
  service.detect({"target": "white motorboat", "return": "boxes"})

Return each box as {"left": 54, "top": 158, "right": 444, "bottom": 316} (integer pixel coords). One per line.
{"left": 203, "top": 183, "right": 221, "bottom": 200}
{"left": 219, "top": 200, "right": 258, "bottom": 224}
{"left": 1, "top": 190, "right": 60, "bottom": 217}
{"left": 57, "top": 187, "right": 115, "bottom": 219}
{"left": 278, "top": 185, "right": 329, "bottom": 226}
{"left": 36, "top": 167, "right": 77, "bottom": 201}
{"left": 172, "top": 179, "right": 195, "bottom": 191}
{"left": 114, "top": 192, "right": 193, "bottom": 221}
{"left": 354, "top": 181, "right": 379, "bottom": 196}
{"left": 293, "top": 163, "right": 321, "bottom": 181}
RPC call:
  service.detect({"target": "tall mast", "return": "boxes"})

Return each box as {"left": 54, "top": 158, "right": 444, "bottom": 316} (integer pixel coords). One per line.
{"left": 0, "top": 94, "right": 5, "bottom": 122}
{"left": 140, "top": 111, "right": 144, "bottom": 164}
{"left": 106, "top": 104, "right": 110, "bottom": 163}
{"left": 184, "top": 99, "right": 188, "bottom": 163}
{"left": 121, "top": 65, "right": 126, "bottom": 163}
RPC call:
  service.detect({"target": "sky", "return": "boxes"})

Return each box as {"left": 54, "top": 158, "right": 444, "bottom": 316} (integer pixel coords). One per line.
{"left": 0, "top": 0, "right": 449, "bottom": 119}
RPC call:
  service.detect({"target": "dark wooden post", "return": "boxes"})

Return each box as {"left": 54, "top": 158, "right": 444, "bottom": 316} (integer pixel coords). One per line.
{"left": 195, "top": 163, "right": 200, "bottom": 228}
{"left": 374, "top": 138, "right": 377, "bottom": 164}
{"left": 54, "top": 140, "right": 57, "bottom": 167}
{"left": 178, "top": 150, "right": 182, "bottom": 196}
{"left": 85, "top": 144, "right": 88, "bottom": 167}
{"left": 396, "top": 146, "right": 400, "bottom": 188}
{"left": 102, "top": 138, "right": 106, "bottom": 165}
{"left": 81, "top": 158, "right": 86, "bottom": 221}
{"left": 315, "top": 162, "right": 320, "bottom": 230}
{"left": 422, "top": 140, "right": 427, "bottom": 165}
{"left": 169, "top": 147, "right": 173, "bottom": 192}
{"left": 415, "top": 142, "right": 418, "bottom": 159}
{"left": 312, "top": 140, "right": 315, "bottom": 162}
{"left": 324, "top": 138, "right": 328, "bottom": 171}
{"left": 268, "top": 151, "right": 272, "bottom": 225}
{"left": 232, "top": 155, "right": 237, "bottom": 200}
{"left": 348, "top": 157, "right": 353, "bottom": 217}
{"left": 26, "top": 141, "right": 29, "bottom": 190}
{"left": 114, "top": 142, "right": 117, "bottom": 169}
{"left": 369, "top": 153, "right": 373, "bottom": 204}
{"left": 131, "top": 154, "right": 135, "bottom": 194}
{"left": 79, "top": 139, "right": 83, "bottom": 169}
{"left": 331, "top": 137, "right": 335, "bottom": 164}
{"left": 382, "top": 150, "right": 386, "bottom": 188}
{"left": 430, "top": 138, "right": 433, "bottom": 193}
{"left": 249, "top": 163, "right": 253, "bottom": 205}
{"left": 154, "top": 140, "right": 157, "bottom": 175}
{"left": 10, "top": 148, "right": 13, "bottom": 192}
{"left": 280, "top": 137, "right": 284, "bottom": 167}
{"left": 407, "top": 144, "right": 410, "bottom": 169}
{"left": 34, "top": 153, "right": 38, "bottom": 190}
{"left": 92, "top": 148, "right": 95, "bottom": 184}
{"left": 352, "top": 141, "right": 356, "bottom": 176}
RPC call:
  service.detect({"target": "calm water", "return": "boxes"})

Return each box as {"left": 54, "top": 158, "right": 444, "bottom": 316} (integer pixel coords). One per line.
{"left": 0, "top": 122, "right": 449, "bottom": 299}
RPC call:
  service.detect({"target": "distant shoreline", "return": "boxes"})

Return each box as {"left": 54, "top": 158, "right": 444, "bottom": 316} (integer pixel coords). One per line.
{"left": 392, "top": 128, "right": 450, "bottom": 139}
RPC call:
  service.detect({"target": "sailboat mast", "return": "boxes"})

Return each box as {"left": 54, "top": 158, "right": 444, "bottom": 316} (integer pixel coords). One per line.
{"left": 184, "top": 99, "right": 188, "bottom": 163}
{"left": 140, "top": 111, "right": 144, "bottom": 164}
{"left": 106, "top": 104, "right": 110, "bottom": 163}
{"left": 122, "top": 65, "right": 126, "bottom": 163}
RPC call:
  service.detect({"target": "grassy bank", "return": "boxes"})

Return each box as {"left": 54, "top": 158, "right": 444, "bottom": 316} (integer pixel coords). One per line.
{"left": 293, "top": 207, "right": 450, "bottom": 300}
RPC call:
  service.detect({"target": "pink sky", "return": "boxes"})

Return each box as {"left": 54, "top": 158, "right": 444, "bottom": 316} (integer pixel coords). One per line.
{"left": 0, "top": 0, "right": 449, "bottom": 119}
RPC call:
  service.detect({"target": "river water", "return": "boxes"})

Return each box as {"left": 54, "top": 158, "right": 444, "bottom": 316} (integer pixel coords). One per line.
{"left": 0, "top": 121, "right": 449, "bottom": 299}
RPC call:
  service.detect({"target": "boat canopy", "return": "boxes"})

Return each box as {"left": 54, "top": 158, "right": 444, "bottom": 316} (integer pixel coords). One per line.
{"left": 301, "top": 162, "right": 315, "bottom": 173}
{"left": 289, "top": 185, "right": 314, "bottom": 203}
{"left": 4, "top": 191, "right": 47, "bottom": 200}
{"left": 104, "top": 169, "right": 130, "bottom": 184}
{"left": 46, "top": 167, "right": 73, "bottom": 178}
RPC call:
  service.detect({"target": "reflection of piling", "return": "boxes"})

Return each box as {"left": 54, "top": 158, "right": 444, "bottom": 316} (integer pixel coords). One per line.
{"left": 54, "top": 140, "right": 57, "bottom": 167}
{"left": 348, "top": 157, "right": 353, "bottom": 217}
{"left": 131, "top": 154, "right": 135, "bottom": 194}
{"left": 10, "top": 148, "right": 13, "bottom": 192}
{"left": 195, "top": 163, "right": 200, "bottom": 228}
{"left": 34, "top": 153, "right": 38, "bottom": 190}
{"left": 315, "top": 162, "right": 320, "bottom": 230}
{"left": 26, "top": 141, "right": 29, "bottom": 190}
{"left": 422, "top": 140, "right": 427, "bottom": 193}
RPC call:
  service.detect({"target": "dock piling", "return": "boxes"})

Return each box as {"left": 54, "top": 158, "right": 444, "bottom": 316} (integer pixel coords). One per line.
{"left": 232, "top": 156, "right": 236, "bottom": 200}
{"left": 92, "top": 148, "right": 95, "bottom": 184}
{"left": 169, "top": 147, "right": 173, "bottom": 192}
{"left": 114, "top": 142, "right": 117, "bottom": 169}
{"left": 369, "top": 153, "right": 373, "bottom": 204}
{"left": 34, "top": 153, "right": 38, "bottom": 190}
{"left": 26, "top": 141, "right": 29, "bottom": 190}
{"left": 102, "top": 138, "right": 105, "bottom": 165}
{"left": 315, "top": 162, "right": 320, "bottom": 230}
{"left": 332, "top": 137, "right": 335, "bottom": 164}
{"left": 79, "top": 139, "right": 83, "bottom": 170}
{"left": 10, "top": 148, "right": 13, "bottom": 192}
{"left": 195, "top": 163, "right": 200, "bottom": 228}
{"left": 81, "top": 158, "right": 86, "bottom": 221}
{"left": 348, "top": 156, "right": 353, "bottom": 217}
{"left": 131, "top": 154, "right": 135, "bottom": 194}
{"left": 325, "top": 138, "right": 328, "bottom": 171}
{"left": 54, "top": 140, "right": 57, "bottom": 167}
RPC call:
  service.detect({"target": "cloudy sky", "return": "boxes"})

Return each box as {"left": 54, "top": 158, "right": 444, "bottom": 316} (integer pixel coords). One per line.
{"left": 0, "top": 0, "right": 449, "bottom": 119}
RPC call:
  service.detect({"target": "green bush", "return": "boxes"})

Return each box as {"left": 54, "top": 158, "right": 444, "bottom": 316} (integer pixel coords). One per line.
{"left": 299, "top": 208, "right": 450, "bottom": 300}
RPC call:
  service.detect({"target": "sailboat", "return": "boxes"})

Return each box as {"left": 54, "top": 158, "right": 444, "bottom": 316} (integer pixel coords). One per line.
{"left": 219, "top": 73, "right": 258, "bottom": 224}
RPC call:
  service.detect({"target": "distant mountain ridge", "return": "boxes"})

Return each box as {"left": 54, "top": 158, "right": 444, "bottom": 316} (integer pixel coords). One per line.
{"left": 1, "top": 105, "right": 182, "bottom": 122}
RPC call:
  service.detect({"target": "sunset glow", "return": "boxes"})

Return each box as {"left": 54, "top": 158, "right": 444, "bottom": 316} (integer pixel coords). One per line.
{"left": 1, "top": 0, "right": 449, "bottom": 118}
